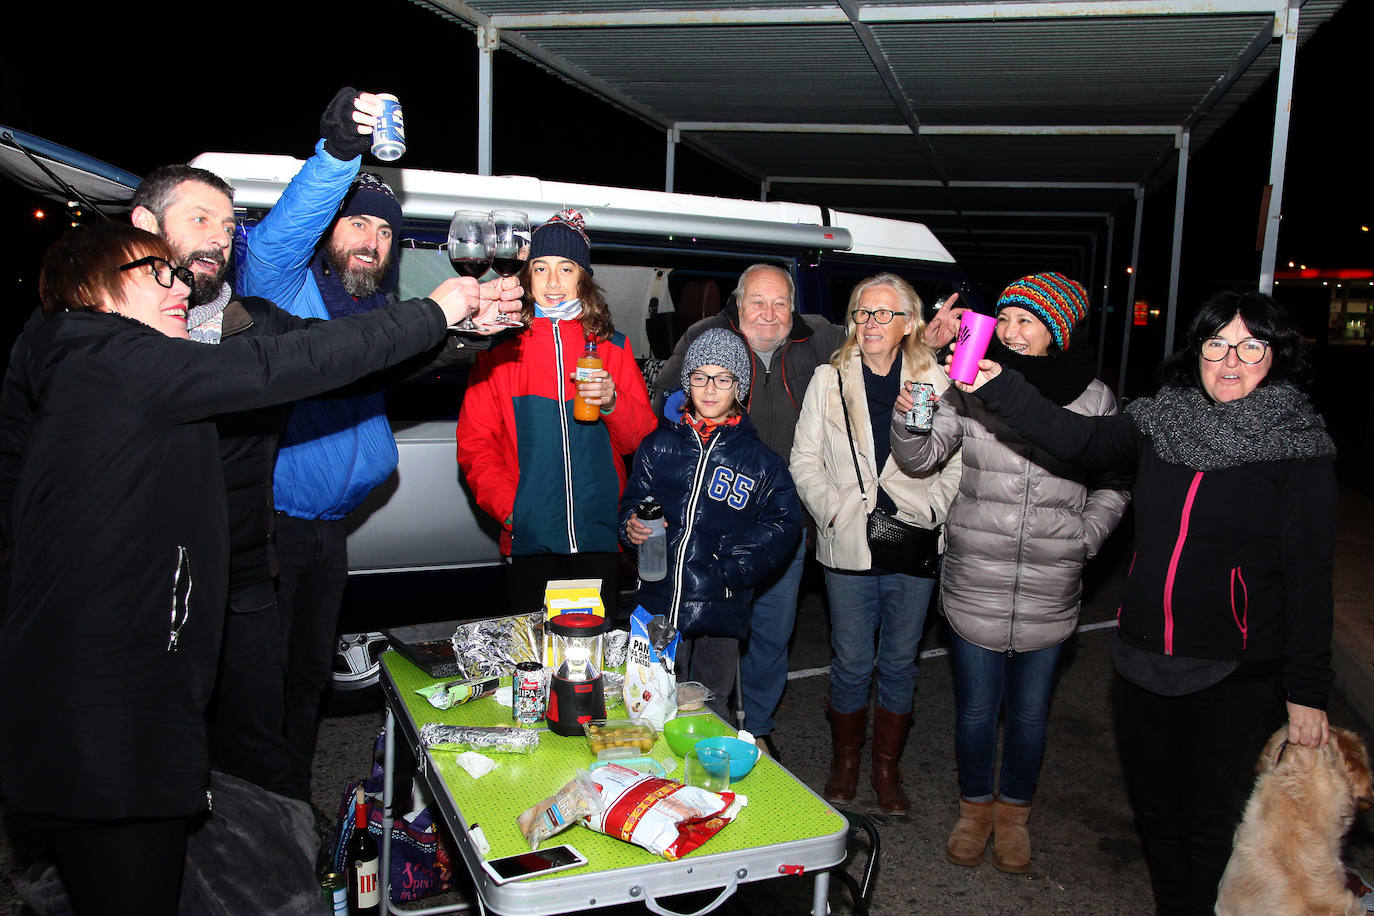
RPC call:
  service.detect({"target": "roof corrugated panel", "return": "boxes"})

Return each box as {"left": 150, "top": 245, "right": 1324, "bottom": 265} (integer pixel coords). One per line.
{"left": 408, "top": 0, "right": 1347, "bottom": 284}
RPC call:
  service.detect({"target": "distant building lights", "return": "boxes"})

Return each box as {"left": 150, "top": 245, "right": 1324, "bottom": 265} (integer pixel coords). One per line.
{"left": 33, "top": 209, "right": 45, "bottom": 220}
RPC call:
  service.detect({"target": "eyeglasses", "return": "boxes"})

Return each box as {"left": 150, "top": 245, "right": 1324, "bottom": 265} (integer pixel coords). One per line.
{"left": 851, "top": 308, "right": 907, "bottom": 325}
{"left": 688, "top": 372, "right": 737, "bottom": 390}
{"left": 119, "top": 256, "right": 194, "bottom": 290}
{"left": 1199, "top": 336, "right": 1270, "bottom": 365}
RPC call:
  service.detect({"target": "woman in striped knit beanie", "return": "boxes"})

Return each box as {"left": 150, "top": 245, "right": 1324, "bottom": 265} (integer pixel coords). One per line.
{"left": 890, "top": 270, "right": 1130, "bottom": 874}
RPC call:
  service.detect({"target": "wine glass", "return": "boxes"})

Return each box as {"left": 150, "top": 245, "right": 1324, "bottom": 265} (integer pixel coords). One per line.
{"left": 447, "top": 210, "right": 495, "bottom": 330}
{"left": 487, "top": 209, "right": 530, "bottom": 328}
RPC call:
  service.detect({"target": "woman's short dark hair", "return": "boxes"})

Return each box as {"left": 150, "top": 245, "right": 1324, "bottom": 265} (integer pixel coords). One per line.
{"left": 38, "top": 223, "right": 174, "bottom": 317}
{"left": 1158, "top": 289, "right": 1308, "bottom": 391}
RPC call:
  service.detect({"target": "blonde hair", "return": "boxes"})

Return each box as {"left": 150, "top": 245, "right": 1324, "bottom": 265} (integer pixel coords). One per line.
{"left": 829, "top": 273, "right": 936, "bottom": 375}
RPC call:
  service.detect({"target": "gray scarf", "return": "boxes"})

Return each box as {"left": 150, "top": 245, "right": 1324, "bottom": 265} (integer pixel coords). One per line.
{"left": 1126, "top": 382, "right": 1335, "bottom": 470}
{"left": 187, "top": 282, "right": 232, "bottom": 345}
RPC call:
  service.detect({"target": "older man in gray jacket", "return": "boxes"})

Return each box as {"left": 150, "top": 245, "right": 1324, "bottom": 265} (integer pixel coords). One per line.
{"left": 653, "top": 263, "right": 845, "bottom": 751}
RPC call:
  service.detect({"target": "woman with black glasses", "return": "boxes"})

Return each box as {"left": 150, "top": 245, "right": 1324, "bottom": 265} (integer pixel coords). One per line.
{"left": 790, "top": 273, "right": 962, "bottom": 815}
{"left": 953, "top": 289, "right": 1337, "bottom": 914}
{"left": 0, "top": 222, "right": 510, "bottom": 915}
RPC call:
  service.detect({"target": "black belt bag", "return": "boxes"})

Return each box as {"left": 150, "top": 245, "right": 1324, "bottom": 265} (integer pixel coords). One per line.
{"left": 837, "top": 370, "right": 941, "bottom": 578}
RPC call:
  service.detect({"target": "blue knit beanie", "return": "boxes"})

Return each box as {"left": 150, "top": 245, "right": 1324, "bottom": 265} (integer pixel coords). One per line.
{"left": 338, "top": 172, "right": 402, "bottom": 233}
{"left": 529, "top": 208, "right": 591, "bottom": 271}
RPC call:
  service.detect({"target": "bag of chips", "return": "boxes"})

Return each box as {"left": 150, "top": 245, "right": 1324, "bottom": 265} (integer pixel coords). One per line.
{"left": 580, "top": 763, "right": 740, "bottom": 860}
{"left": 624, "top": 606, "right": 680, "bottom": 730}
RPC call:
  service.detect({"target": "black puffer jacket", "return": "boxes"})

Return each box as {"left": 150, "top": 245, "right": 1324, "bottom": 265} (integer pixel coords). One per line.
{"left": 976, "top": 369, "right": 1337, "bottom": 710}
{"left": 619, "top": 413, "right": 802, "bottom": 639}
{"left": 0, "top": 298, "right": 445, "bottom": 820}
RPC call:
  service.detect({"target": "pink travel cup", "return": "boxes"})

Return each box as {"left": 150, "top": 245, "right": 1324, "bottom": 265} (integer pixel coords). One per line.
{"left": 948, "top": 311, "right": 997, "bottom": 384}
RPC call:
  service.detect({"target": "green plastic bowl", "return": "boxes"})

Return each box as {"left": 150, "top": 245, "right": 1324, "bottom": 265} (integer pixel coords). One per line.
{"left": 663, "top": 715, "right": 734, "bottom": 757}
{"left": 695, "top": 735, "right": 760, "bottom": 780}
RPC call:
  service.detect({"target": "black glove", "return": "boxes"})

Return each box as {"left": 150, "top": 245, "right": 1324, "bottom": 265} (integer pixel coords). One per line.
{"left": 320, "top": 87, "right": 371, "bottom": 160}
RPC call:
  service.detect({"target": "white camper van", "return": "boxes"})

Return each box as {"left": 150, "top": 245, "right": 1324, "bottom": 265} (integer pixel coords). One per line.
{"left": 194, "top": 152, "right": 975, "bottom": 701}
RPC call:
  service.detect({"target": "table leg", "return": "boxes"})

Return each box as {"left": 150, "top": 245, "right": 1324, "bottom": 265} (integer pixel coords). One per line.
{"left": 811, "top": 870, "right": 831, "bottom": 915}
{"left": 382, "top": 705, "right": 395, "bottom": 913}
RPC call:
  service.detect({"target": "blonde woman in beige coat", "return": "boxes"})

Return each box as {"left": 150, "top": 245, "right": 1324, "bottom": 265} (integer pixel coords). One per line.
{"left": 790, "top": 274, "right": 962, "bottom": 815}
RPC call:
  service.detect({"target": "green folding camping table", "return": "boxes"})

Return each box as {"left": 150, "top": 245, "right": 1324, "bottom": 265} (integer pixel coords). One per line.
{"left": 379, "top": 651, "right": 848, "bottom": 915}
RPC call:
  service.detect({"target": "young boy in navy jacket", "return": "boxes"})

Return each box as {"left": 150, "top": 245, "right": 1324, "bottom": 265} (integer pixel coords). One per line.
{"left": 621, "top": 329, "right": 803, "bottom": 721}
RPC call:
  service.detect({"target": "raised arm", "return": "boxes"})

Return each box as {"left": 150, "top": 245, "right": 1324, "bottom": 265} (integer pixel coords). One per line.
{"left": 972, "top": 365, "right": 1140, "bottom": 473}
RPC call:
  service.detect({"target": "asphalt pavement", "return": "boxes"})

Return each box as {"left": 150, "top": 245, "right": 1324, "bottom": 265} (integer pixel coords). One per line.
{"left": 2, "top": 491, "right": 1372, "bottom": 915}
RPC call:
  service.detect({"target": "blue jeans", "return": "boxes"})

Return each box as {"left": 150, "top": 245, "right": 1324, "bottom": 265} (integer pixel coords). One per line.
{"left": 825, "top": 567, "right": 935, "bottom": 714}
{"left": 740, "top": 532, "right": 805, "bottom": 736}
{"left": 949, "top": 629, "right": 1064, "bottom": 803}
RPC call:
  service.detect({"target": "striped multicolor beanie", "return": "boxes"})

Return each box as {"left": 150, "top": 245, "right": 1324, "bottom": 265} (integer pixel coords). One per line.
{"left": 996, "top": 272, "right": 1089, "bottom": 349}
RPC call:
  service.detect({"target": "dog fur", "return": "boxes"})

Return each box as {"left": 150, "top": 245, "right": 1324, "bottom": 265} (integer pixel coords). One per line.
{"left": 1215, "top": 726, "right": 1373, "bottom": 915}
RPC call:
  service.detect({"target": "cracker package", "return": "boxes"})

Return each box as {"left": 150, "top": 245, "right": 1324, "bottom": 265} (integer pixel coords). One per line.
{"left": 624, "top": 606, "right": 680, "bottom": 730}
{"left": 580, "top": 763, "right": 740, "bottom": 859}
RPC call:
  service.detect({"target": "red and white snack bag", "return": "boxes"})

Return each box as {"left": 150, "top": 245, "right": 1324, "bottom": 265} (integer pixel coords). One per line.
{"left": 581, "top": 763, "right": 742, "bottom": 860}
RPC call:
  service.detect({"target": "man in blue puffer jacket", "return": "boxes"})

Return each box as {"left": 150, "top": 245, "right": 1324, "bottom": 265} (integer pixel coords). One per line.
{"left": 237, "top": 87, "right": 512, "bottom": 799}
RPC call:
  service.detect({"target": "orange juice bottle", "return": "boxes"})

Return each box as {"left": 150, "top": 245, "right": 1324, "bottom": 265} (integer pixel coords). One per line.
{"left": 573, "top": 337, "right": 602, "bottom": 422}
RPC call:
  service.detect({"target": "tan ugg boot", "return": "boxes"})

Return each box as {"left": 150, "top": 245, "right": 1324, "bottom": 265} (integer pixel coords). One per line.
{"left": 945, "top": 798, "right": 995, "bottom": 866}
{"left": 991, "top": 798, "right": 1032, "bottom": 874}
{"left": 822, "top": 705, "right": 867, "bottom": 803}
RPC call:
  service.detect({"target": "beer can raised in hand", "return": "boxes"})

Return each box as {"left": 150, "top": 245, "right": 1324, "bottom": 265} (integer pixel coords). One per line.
{"left": 513, "top": 662, "right": 549, "bottom": 726}
{"left": 371, "top": 94, "right": 406, "bottom": 161}
{"left": 905, "top": 381, "right": 936, "bottom": 433}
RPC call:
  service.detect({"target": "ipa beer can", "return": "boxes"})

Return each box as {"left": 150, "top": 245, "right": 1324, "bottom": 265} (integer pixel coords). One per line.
{"left": 513, "top": 662, "right": 549, "bottom": 726}
{"left": 905, "top": 381, "right": 936, "bottom": 433}
{"left": 371, "top": 94, "right": 406, "bottom": 161}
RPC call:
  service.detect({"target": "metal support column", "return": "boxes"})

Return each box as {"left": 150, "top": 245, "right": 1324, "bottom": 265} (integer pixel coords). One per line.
{"left": 1086, "top": 231, "right": 1099, "bottom": 345}
{"left": 665, "top": 126, "right": 678, "bottom": 193}
{"left": 1117, "top": 187, "right": 1145, "bottom": 397}
{"left": 1098, "top": 215, "right": 1115, "bottom": 377}
{"left": 1164, "top": 130, "right": 1190, "bottom": 356}
{"left": 1260, "top": 4, "right": 1299, "bottom": 293}
{"left": 477, "top": 25, "right": 499, "bottom": 177}
{"left": 761, "top": 179, "right": 770, "bottom": 202}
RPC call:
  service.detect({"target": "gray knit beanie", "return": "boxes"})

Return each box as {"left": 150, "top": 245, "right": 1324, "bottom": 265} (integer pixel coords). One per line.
{"left": 681, "top": 328, "right": 751, "bottom": 394}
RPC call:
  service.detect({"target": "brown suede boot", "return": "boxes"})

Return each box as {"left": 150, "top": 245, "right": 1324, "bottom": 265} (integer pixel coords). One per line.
{"left": 991, "top": 798, "right": 1032, "bottom": 874}
{"left": 870, "top": 706, "right": 912, "bottom": 815}
{"left": 823, "top": 705, "right": 867, "bottom": 803}
{"left": 945, "top": 798, "right": 995, "bottom": 866}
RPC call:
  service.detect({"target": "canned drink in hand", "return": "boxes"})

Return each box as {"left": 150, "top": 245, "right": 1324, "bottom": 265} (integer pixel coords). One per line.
{"left": 371, "top": 94, "right": 406, "bottom": 161}
{"left": 905, "top": 381, "right": 935, "bottom": 433}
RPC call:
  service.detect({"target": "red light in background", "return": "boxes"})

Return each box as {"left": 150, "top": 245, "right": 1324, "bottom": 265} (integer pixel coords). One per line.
{"left": 1133, "top": 299, "right": 1149, "bottom": 327}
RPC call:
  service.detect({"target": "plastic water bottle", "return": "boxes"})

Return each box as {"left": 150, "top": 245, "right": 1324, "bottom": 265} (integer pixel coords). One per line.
{"left": 637, "top": 498, "right": 667, "bottom": 581}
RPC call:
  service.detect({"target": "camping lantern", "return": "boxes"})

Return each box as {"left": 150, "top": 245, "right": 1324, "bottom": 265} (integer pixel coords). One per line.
{"left": 545, "top": 612, "right": 607, "bottom": 736}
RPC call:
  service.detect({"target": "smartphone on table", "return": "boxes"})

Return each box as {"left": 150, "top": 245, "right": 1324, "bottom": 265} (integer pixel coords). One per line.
{"left": 480, "top": 844, "right": 588, "bottom": 885}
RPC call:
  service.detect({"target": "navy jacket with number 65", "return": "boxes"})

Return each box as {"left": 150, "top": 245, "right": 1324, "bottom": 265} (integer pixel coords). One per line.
{"left": 619, "top": 411, "right": 802, "bottom": 640}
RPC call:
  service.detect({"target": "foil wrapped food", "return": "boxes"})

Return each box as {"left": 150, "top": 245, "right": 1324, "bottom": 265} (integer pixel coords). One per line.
{"left": 448, "top": 612, "right": 544, "bottom": 679}
{"left": 418, "top": 724, "right": 540, "bottom": 754}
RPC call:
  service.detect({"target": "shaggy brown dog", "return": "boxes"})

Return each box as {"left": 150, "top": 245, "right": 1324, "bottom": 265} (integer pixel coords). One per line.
{"left": 1215, "top": 726, "right": 1373, "bottom": 915}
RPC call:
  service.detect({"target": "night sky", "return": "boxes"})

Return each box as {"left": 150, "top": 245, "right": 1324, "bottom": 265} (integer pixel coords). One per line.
{"left": 2, "top": 0, "right": 1369, "bottom": 353}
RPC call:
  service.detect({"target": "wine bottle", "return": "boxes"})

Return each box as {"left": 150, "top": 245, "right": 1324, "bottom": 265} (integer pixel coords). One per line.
{"left": 346, "top": 787, "right": 382, "bottom": 915}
